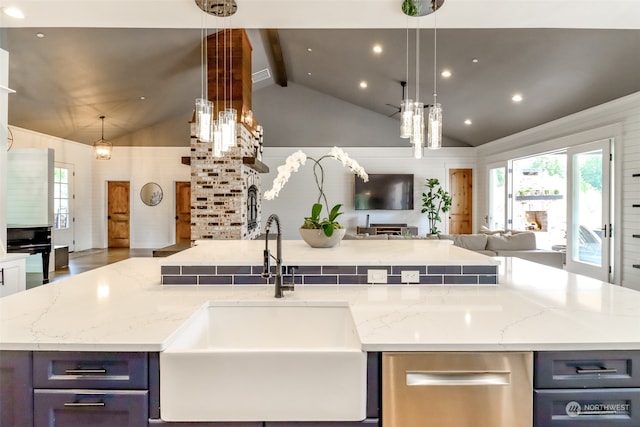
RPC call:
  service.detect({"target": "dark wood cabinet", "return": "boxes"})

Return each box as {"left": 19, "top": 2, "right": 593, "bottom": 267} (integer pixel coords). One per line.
{"left": 32, "top": 351, "right": 150, "bottom": 427}
{"left": 0, "top": 351, "right": 33, "bottom": 427}
{"left": 534, "top": 350, "right": 640, "bottom": 426}
{"left": 34, "top": 389, "right": 148, "bottom": 427}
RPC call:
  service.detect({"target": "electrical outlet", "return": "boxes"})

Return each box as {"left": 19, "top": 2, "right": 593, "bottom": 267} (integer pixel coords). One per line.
{"left": 367, "top": 269, "right": 388, "bottom": 284}
{"left": 401, "top": 270, "right": 420, "bottom": 283}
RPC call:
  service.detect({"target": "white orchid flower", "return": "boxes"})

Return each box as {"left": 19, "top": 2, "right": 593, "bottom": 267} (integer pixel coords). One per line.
{"left": 263, "top": 147, "right": 368, "bottom": 200}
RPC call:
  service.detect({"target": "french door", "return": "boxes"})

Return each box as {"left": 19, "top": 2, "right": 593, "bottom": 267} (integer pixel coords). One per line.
{"left": 565, "top": 139, "right": 611, "bottom": 281}
{"left": 487, "top": 164, "right": 507, "bottom": 230}
{"left": 53, "top": 163, "right": 75, "bottom": 251}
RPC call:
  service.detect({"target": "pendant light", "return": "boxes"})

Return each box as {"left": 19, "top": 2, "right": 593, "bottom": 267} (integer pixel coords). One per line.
{"left": 399, "top": 25, "right": 413, "bottom": 139}
{"left": 193, "top": 0, "right": 238, "bottom": 155}
{"left": 409, "top": 24, "right": 425, "bottom": 159}
{"left": 94, "top": 115, "right": 112, "bottom": 160}
{"left": 427, "top": 2, "right": 443, "bottom": 149}
{"left": 401, "top": 0, "right": 445, "bottom": 155}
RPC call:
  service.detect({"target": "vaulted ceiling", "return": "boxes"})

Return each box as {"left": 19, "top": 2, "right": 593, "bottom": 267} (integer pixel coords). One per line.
{"left": 3, "top": 0, "right": 640, "bottom": 148}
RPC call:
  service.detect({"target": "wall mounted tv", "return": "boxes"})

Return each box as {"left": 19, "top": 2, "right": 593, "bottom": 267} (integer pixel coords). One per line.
{"left": 354, "top": 174, "right": 414, "bottom": 210}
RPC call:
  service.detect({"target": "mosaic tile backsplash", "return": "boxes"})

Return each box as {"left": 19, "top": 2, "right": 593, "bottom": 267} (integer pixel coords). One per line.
{"left": 161, "top": 264, "right": 498, "bottom": 286}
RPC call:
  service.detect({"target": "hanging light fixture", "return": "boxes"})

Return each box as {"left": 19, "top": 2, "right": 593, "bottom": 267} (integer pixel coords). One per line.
{"left": 94, "top": 115, "right": 112, "bottom": 160}
{"left": 193, "top": 0, "right": 238, "bottom": 156}
{"left": 399, "top": 24, "right": 413, "bottom": 139}
{"left": 427, "top": 2, "right": 443, "bottom": 150}
{"left": 401, "top": 0, "right": 445, "bottom": 156}
{"left": 410, "top": 24, "right": 425, "bottom": 159}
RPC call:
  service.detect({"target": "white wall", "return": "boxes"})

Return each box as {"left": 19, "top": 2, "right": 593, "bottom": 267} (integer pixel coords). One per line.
{"left": 0, "top": 49, "right": 9, "bottom": 255}
{"left": 476, "top": 91, "right": 640, "bottom": 289}
{"left": 261, "top": 146, "right": 477, "bottom": 239}
{"left": 10, "top": 126, "right": 94, "bottom": 252}
{"left": 11, "top": 127, "right": 191, "bottom": 251}
{"left": 92, "top": 146, "right": 191, "bottom": 249}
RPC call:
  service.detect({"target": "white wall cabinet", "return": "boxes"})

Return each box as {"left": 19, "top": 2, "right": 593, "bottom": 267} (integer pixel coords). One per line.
{"left": 0, "top": 255, "right": 27, "bottom": 297}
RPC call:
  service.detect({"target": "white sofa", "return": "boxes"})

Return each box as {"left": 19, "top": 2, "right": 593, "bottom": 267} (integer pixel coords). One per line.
{"left": 437, "top": 231, "right": 564, "bottom": 269}
{"left": 345, "top": 231, "right": 564, "bottom": 269}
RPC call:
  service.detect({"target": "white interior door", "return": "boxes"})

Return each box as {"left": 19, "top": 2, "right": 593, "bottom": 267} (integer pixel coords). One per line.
{"left": 566, "top": 139, "right": 611, "bottom": 281}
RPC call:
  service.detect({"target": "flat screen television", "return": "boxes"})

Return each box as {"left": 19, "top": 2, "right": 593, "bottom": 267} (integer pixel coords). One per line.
{"left": 354, "top": 174, "right": 414, "bottom": 210}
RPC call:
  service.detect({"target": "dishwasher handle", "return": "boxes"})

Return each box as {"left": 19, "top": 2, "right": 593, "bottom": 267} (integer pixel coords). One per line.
{"left": 406, "top": 370, "right": 512, "bottom": 386}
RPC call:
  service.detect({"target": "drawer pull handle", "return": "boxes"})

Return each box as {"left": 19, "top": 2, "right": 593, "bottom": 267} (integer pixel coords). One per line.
{"left": 64, "top": 368, "right": 108, "bottom": 375}
{"left": 63, "top": 402, "right": 106, "bottom": 408}
{"left": 575, "top": 367, "right": 618, "bottom": 375}
{"left": 0, "top": 268, "right": 4, "bottom": 286}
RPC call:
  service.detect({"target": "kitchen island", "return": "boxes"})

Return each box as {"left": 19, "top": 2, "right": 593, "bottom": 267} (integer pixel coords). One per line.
{"left": 1, "top": 245, "right": 640, "bottom": 426}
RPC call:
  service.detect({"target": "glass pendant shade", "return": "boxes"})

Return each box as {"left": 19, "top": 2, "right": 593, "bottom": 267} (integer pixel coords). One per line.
{"left": 427, "top": 103, "right": 443, "bottom": 149}
{"left": 218, "top": 108, "right": 237, "bottom": 151}
{"left": 226, "top": 108, "right": 237, "bottom": 148}
{"left": 195, "top": 98, "right": 214, "bottom": 143}
{"left": 400, "top": 98, "right": 414, "bottom": 138}
{"left": 94, "top": 140, "right": 112, "bottom": 160}
{"left": 212, "top": 120, "right": 223, "bottom": 157}
{"left": 410, "top": 102, "right": 425, "bottom": 159}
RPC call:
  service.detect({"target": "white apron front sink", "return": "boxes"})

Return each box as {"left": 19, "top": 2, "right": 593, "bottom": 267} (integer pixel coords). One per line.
{"left": 160, "top": 301, "right": 367, "bottom": 422}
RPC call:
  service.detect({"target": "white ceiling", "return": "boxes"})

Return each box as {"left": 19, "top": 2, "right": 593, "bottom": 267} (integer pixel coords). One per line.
{"left": 2, "top": 0, "right": 640, "bottom": 30}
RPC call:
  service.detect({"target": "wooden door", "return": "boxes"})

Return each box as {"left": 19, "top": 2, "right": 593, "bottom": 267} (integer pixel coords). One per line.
{"left": 107, "top": 181, "right": 130, "bottom": 248}
{"left": 175, "top": 182, "right": 191, "bottom": 242}
{"left": 449, "top": 169, "right": 473, "bottom": 234}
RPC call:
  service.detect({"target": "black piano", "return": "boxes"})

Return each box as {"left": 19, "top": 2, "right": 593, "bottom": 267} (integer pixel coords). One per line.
{"left": 7, "top": 225, "right": 53, "bottom": 284}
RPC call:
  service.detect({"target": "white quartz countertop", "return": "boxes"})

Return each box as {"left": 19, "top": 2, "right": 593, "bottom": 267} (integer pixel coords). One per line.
{"left": 1, "top": 255, "right": 640, "bottom": 352}
{"left": 161, "top": 239, "right": 496, "bottom": 266}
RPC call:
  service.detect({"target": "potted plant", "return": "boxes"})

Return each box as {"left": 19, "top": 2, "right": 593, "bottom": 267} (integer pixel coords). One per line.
{"left": 421, "top": 178, "right": 452, "bottom": 235}
{"left": 264, "top": 147, "right": 368, "bottom": 247}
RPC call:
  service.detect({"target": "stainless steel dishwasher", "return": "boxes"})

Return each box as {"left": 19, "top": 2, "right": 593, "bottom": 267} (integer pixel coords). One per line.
{"left": 383, "top": 352, "right": 533, "bottom": 427}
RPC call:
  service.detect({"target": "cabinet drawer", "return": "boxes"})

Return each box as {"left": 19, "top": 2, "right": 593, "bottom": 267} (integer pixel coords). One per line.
{"left": 535, "top": 351, "right": 640, "bottom": 389}
{"left": 534, "top": 389, "right": 640, "bottom": 426}
{"left": 33, "top": 352, "right": 148, "bottom": 389}
{"left": 34, "top": 389, "right": 148, "bottom": 427}
{"left": 265, "top": 421, "right": 379, "bottom": 426}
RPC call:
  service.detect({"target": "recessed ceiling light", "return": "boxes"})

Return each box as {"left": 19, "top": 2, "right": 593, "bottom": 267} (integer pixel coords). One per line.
{"left": 372, "top": 44, "right": 383, "bottom": 54}
{"left": 307, "top": 48, "right": 313, "bottom": 52}
{"left": 472, "top": 58, "right": 479, "bottom": 63}
{"left": 441, "top": 69, "right": 452, "bottom": 78}
{"left": 359, "top": 81, "right": 368, "bottom": 89}
{"left": 3, "top": 7, "right": 25, "bottom": 19}
{"left": 464, "top": 119, "right": 472, "bottom": 125}
{"left": 512, "top": 93, "right": 524, "bottom": 103}
{"left": 36, "top": 32, "right": 45, "bottom": 38}
{"left": 307, "top": 72, "right": 312, "bottom": 76}
{"left": 140, "top": 96, "right": 146, "bottom": 100}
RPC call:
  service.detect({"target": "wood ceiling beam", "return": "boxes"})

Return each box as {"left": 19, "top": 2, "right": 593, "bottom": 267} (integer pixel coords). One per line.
{"left": 266, "top": 29, "right": 288, "bottom": 87}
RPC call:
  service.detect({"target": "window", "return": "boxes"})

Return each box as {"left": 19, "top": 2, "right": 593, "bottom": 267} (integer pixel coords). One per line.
{"left": 54, "top": 167, "right": 70, "bottom": 230}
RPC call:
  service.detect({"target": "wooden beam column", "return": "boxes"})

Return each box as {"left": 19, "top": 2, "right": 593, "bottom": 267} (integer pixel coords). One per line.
{"left": 207, "top": 28, "right": 252, "bottom": 118}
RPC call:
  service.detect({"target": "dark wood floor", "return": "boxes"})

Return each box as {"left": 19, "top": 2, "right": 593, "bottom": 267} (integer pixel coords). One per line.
{"left": 27, "top": 248, "right": 154, "bottom": 289}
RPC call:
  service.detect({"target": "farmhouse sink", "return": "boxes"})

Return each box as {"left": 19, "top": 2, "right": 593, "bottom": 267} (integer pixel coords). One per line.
{"left": 159, "top": 301, "right": 367, "bottom": 422}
